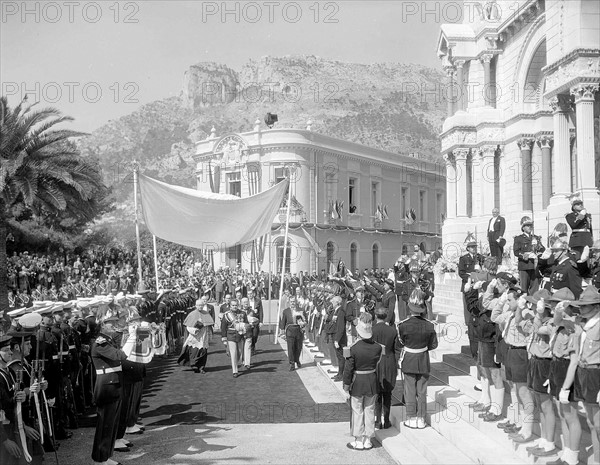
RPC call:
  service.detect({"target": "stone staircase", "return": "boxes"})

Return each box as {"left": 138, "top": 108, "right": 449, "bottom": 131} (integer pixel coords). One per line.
{"left": 303, "top": 274, "right": 594, "bottom": 464}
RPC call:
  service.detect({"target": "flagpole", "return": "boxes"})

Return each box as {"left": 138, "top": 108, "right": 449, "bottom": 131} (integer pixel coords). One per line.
{"left": 274, "top": 174, "right": 293, "bottom": 344}
{"left": 133, "top": 162, "right": 143, "bottom": 289}
{"left": 268, "top": 230, "right": 272, "bottom": 322}
{"left": 153, "top": 235, "right": 160, "bottom": 291}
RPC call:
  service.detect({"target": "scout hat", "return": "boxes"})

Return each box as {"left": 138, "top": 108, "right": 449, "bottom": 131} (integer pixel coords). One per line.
{"left": 549, "top": 288, "right": 575, "bottom": 302}
{"left": 570, "top": 286, "right": 600, "bottom": 308}
{"left": 525, "top": 289, "right": 552, "bottom": 307}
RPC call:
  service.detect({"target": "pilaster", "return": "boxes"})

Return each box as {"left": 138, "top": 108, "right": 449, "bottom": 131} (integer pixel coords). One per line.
{"left": 453, "top": 148, "right": 470, "bottom": 217}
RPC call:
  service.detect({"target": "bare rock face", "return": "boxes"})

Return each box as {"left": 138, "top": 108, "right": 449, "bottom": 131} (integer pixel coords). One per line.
{"left": 182, "top": 63, "right": 239, "bottom": 110}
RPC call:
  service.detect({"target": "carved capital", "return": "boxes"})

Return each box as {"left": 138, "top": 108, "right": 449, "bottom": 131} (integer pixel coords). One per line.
{"left": 549, "top": 94, "right": 572, "bottom": 113}
{"left": 570, "top": 83, "right": 599, "bottom": 103}
{"left": 536, "top": 136, "right": 554, "bottom": 150}
{"left": 444, "top": 66, "right": 456, "bottom": 78}
{"left": 454, "top": 60, "right": 465, "bottom": 70}
{"left": 453, "top": 148, "right": 470, "bottom": 161}
{"left": 480, "top": 54, "right": 494, "bottom": 65}
{"left": 517, "top": 137, "right": 535, "bottom": 151}
{"left": 480, "top": 145, "right": 497, "bottom": 159}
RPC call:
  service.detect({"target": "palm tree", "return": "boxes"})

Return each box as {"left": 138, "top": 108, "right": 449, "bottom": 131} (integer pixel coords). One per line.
{"left": 0, "top": 96, "right": 107, "bottom": 324}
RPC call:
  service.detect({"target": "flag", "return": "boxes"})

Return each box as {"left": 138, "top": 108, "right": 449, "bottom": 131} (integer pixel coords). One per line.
{"left": 382, "top": 205, "right": 389, "bottom": 220}
{"left": 329, "top": 200, "right": 339, "bottom": 220}
{"left": 329, "top": 260, "right": 337, "bottom": 276}
{"left": 405, "top": 208, "right": 416, "bottom": 225}
{"left": 302, "top": 228, "right": 323, "bottom": 255}
{"left": 139, "top": 174, "right": 289, "bottom": 249}
{"left": 375, "top": 206, "right": 383, "bottom": 222}
{"left": 335, "top": 200, "right": 344, "bottom": 219}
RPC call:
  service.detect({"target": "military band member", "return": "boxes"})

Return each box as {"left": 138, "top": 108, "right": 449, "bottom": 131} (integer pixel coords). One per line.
{"left": 343, "top": 313, "right": 381, "bottom": 451}
{"left": 398, "top": 289, "right": 438, "bottom": 429}
{"left": 91, "top": 316, "right": 127, "bottom": 465}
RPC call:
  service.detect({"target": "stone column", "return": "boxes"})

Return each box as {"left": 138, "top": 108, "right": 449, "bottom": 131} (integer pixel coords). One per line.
{"left": 571, "top": 84, "right": 599, "bottom": 194}
{"left": 536, "top": 136, "right": 553, "bottom": 209}
{"left": 444, "top": 66, "right": 455, "bottom": 117}
{"left": 480, "top": 145, "right": 496, "bottom": 215}
{"left": 455, "top": 60, "right": 465, "bottom": 112}
{"left": 443, "top": 153, "right": 457, "bottom": 219}
{"left": 549, "top": 95, "right": 572, "bottom": 200}
{"left": 481, "top": 54, "right": 494, "bottom": 107}
{"left": 471, "top": 151, "right": 483, "bottom": 217}
{"left": 517, "top": 137, "right": 535, "bottom": 211}
{"left": 454, "top": 148, "right": 469, "bottom": 217}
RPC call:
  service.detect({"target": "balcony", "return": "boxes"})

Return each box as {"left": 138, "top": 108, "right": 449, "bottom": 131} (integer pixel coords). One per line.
{"left": 347, "top": 213, "right": 363, "bottom": 228}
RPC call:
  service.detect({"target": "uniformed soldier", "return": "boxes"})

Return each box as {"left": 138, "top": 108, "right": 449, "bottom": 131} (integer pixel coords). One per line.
{"left": 513, "top": 216, "right": 545, "bottom": 294}
{"left": 458, "top": 242, "right": 483, "bottom": 326}
{"left": 565, "top": 199, "right": 593, "bottom": 262}
{"left": 372, "top": 307, "right": 401, "bottom": 430}
{"left": 91, "top": 315, "right": 127, "bottom": 465}
{"left": 549, "top": 240, "right": 583, "bottom": 299}
{"left": 398, "top": 288, "right": 438, "bottom": 430}
{"left": 220, "top": 299, "right": 249, "bottom": 378}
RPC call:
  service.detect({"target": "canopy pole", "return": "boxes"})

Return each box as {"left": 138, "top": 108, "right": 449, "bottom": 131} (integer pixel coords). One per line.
{"left": 153, "top": 235, "right": 160, "bottom": 291}
{"left": 268, "top": 230, "right": 272, "bottom": 325}
{"left": 133, "top": 162, "right": 143, "bottom": 289}
{"left": 274, "top": 176, "right": 293, "bottom": 343}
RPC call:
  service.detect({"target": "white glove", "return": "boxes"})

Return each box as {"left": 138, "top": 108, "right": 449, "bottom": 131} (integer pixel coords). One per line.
{"left": 536, "top": 299, "right": 545, "bottom": 314}
{"left": 473, "top": 281, "right": 483, "bottom": 290}
{"left": 517, "top": 295, "right": 528, "bottom": 309}
{"left": 559, "top": 389, "right": 570, "bottom": 404}
{"left": 581, "top": 209, "right": 587, "bottom": 216}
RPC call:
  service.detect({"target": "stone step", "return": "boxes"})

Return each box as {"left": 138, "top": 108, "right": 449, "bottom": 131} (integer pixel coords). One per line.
{"left": 431, "top": 295, "right": 463, "bottom": 306}
{"left": 386, "top": 405, "right": 476, "bottom": 464}
{"left": 375, "top": 425, "right": 433, "bottom": 465}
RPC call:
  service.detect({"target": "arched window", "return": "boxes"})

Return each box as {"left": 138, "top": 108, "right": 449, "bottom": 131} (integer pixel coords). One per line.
{"left": 420, "top": 242, "right": 427, "bottom": 253}
{"left": 350, "top": 243, "right": 358, "bottom": 272}
{"left": 372, "top": 243, "right": 379, "bottom": 269}
{"left": 524, "top": 40, "right": 547, "bottom": 111}
{"left": 327, "top": 241, "right": 336, "bottom": 273}
{"left": 402, "top": 244, "right": 408, "bottom": 255}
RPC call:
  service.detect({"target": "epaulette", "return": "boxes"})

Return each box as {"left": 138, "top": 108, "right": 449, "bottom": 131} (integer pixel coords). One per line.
{"left": 398, "top": 317, "right": 411, "bottom": 324}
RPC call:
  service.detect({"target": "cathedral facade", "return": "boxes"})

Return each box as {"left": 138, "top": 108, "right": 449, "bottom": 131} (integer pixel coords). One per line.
{"left": 437, "top": 0, "right": 600, "bottom": 255}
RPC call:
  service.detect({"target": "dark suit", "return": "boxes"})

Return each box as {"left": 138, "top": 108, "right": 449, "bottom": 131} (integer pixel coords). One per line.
{"left": 398, "top": 315, "right": 438, "bottom": 418}
{"left": 487, "top": 215, "right": 506, "bottom": 261}
{"left": 249, "top": 297, "right": 263, "bottom": 350}
{"left": 458, "top": 252, "right": 482, "bottom": 330}
{"left": 372, "top": 321, "right": 401, "bottom": 427}
{"left": 381, "top": 290, "right": 396, "bottom": 325}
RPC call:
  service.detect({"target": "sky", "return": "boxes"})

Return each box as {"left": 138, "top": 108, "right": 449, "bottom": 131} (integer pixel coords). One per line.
{"left": 1, "top": 0, "right": 460, "bottom": 132}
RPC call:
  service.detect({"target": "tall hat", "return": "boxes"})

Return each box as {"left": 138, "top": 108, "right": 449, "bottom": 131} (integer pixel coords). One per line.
{"left": 520, "top": 216, "right": 533, "bottom": 230}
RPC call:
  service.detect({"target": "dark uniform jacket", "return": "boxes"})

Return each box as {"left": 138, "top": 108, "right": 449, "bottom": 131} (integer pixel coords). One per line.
{"left": 332, "top": 306, "right": 347, "bottom": 347}
{"left": 565, "top": 211, "right": 593, "bottom": 248}
{"left": 550, "top": 257, "right": 583, "bottom": 299}
{"left": 398, "top": 316, "right": 438, "bottom": 374}
{"left": 91, "top": 338, "right": 127, "bottom": 405}
{"left": 372, "top": 321, "right": 401, "bottom": 391}
{"left": 513, "top": 233, "right": 545, "bottom": 271}
{"left": 458, "top": 253, "right": 482, "bottom": 291}
{"left": 342, "top": 339, "right": 382, "bottom": 396}
{"left": 381, "top": 290, "right": 396, "bottom": 325}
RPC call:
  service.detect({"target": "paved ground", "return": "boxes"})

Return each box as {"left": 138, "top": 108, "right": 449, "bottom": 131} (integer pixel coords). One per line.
{"left": 47, "top": 334, "right": 396, "bottom": 464}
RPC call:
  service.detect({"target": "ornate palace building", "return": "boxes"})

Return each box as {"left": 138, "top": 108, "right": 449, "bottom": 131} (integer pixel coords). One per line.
{"left": 193, "top": 124, "right": 445, "bottom": 273}
{"left": 437, "top": 0, "right": 599, "bottom": 254}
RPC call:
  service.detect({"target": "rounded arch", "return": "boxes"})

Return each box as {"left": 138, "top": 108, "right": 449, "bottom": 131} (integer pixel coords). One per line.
{"left": 350, "top": 242, "right": 359, "bottom": 272}
{"left": 402, "top": 244, "right": 408, "bottom": 255}
{"left": 513, "top": 14, "right": 547, "bottom": 112}
{"left": 372, "top": 242, "right": 380, "bottom": 270}
{"left": 420, "top": 241, "right": 427, "bottom": 253}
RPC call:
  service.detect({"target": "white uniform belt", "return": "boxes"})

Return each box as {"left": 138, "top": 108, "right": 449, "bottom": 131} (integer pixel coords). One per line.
{"left": 96, "top": 366, "right": 122, "bottom": 375}
{"left": 68, "top": 345, "right": 76, "bottom": 350}
{"left": 404, "top": 346, "right": 428, "bottom": 353}
{"left": 52, "top": 355, "right": 59, "bottom": 360}
{"left": 355, "top": 369, "right": 376, "bottom": 375}
{"left": 572, "top": 229, "right": 589, "bottom": 232}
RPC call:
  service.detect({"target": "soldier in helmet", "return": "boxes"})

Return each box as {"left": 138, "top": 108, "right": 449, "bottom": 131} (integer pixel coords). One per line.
{"left": 565, "top": 198, "right": 593, "bottom": 263}
{"left": 549, "top": 240, "right": 582, "bottom": 299}
{"left": 513, "top": 216, "right": 545, "bottom": 295}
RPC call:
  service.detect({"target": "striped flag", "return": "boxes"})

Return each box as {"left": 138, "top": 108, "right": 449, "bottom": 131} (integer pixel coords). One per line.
{"left": 302, "top": 228, "right": 323, "bottom": 255}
